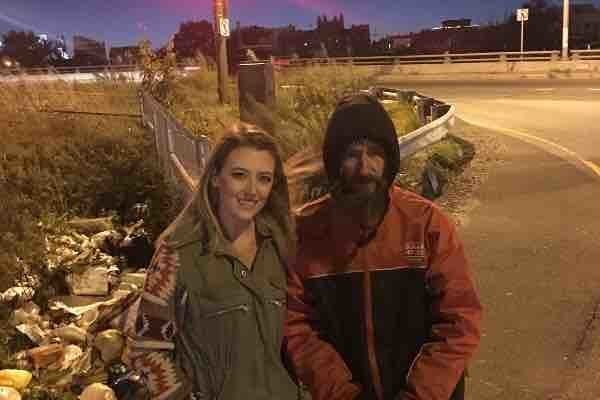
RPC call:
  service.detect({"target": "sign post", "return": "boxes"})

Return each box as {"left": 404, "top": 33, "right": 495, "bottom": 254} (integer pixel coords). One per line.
{"left": 214, "top": 0, "right": 229, "bottom": 104}
{"left": 562, "top": 0, "right": 570, "bottom": 60}
{"left": 516, "top": 8, "right": 529, "bottom": 54}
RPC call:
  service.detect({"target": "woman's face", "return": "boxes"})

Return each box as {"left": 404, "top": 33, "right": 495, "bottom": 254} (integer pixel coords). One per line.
{"left": 212, "top": 146, "right": 276, "bottom": 225}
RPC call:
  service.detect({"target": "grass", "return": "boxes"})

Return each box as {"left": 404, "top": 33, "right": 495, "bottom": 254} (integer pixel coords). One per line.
{"left": 0, "top": 79, "right": 180, "bottom": 295}
{"left": 167, "top": 65, "right": 420, "bottom": 160}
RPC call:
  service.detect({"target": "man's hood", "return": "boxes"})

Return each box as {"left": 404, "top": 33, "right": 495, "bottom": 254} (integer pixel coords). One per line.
{"left": 323, "top": 93, "right": 400, "bottom": 187}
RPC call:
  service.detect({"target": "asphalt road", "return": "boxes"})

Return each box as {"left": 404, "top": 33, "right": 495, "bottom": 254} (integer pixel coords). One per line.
{"left": 380, "top": 79, "right": 600, "bottom": 399}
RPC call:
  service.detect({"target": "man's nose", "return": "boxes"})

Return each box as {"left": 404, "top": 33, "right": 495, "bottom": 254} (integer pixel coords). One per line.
{"left": 359, "top": 152, "right": 373, "bottom": 175}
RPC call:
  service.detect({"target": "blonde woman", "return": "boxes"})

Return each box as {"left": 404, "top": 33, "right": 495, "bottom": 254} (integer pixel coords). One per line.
{"left": 128, "top": 124, "right": 298, "bottom": 400}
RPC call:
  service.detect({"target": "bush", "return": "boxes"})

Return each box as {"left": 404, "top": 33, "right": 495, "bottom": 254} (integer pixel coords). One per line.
{"left": 0, "top": 81, "right": 180, "bottom": 292}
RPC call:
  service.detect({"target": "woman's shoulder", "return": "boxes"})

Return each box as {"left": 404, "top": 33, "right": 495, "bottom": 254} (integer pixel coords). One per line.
{"left": 157, "top": 210, "right": 210, "bottom": 252}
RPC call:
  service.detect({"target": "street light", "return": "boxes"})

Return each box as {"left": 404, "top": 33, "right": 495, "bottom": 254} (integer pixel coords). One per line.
{"left": 562, "top": 0, "right": 570, "bottom": 60}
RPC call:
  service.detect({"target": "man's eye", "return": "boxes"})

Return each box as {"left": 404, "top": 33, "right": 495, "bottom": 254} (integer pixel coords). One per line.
{"left": 232, "top": 172, "right": 246, "bottom": 179}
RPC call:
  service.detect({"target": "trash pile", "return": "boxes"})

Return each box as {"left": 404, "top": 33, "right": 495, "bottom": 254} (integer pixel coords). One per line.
{"left": 0, "top": 207, "right": 154, "bottom": 400}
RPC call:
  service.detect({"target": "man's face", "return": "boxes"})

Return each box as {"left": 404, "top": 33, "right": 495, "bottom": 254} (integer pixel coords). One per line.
{"left": 339, "top": 139, "right": 386, "bottom": 196}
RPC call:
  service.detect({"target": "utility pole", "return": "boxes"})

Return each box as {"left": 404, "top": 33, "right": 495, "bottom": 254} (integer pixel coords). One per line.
{"left": 562, "top": 0, "right": 570, "bottom": 60}
{"left": 214, "top": 0, "right": 230, "bottom": 104}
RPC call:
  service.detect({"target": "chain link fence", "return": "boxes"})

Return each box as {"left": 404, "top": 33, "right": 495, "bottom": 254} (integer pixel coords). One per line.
{"left": 140, "top": 92, "right": 212, "bottom": 199}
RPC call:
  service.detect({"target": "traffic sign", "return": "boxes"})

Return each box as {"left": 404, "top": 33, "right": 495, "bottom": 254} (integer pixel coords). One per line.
{"left": 219, "top": 18, "right": 230, "bottom": 37}
{"left": 517, "top": 8, "right": 529, "bottom": 22}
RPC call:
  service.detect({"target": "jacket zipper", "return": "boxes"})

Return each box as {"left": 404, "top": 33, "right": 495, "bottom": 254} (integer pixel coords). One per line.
{"left": 363, "top": 266, "right": 384, "bottom": 400}
{"left": 268, "top": 299, "right": 284, "bottom": 307}
{"left": 204, "top": 304, "right": 250, "bottom": 318}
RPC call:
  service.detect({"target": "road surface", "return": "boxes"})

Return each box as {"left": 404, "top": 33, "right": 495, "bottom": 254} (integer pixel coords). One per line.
{"left": 380, "top": 78, "right": 600, "bottom": 399}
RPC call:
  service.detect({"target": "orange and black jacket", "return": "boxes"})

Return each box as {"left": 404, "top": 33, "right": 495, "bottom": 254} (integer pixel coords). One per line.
{"left": 284, "top": 186, "right": 482, "bottom": 400}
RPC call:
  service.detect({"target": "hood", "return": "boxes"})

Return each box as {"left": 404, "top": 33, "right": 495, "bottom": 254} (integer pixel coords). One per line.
{"left": 323, "top": 93, "right": 400, "bottom": 187}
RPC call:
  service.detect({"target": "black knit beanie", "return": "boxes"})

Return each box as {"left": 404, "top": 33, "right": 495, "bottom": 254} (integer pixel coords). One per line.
{"left": 323, "top": 93, "right": 400, "bottom": 185}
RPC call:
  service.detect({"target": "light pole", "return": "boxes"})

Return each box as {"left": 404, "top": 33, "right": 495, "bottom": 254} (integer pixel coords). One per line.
{"left": 562, "top": 0, "right": 570, "bottom": 60}
{"left": 213, "top": 0, "right": 230, "bottom": 104}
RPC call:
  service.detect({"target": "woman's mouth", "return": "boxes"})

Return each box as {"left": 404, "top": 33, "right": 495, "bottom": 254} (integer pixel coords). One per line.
{"left": 238, "top": 199, "right": 258, "bottom": 209}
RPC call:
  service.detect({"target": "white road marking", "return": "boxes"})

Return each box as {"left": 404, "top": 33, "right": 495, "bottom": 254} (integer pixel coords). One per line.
{"left": 458, "top": 115, "right": 600, "bottom": 179}
{"left": 587, "top": 88, "right": 600, "bottom": 91}
{"left": 534, "top": 88, "right": 555, "bottom": 92}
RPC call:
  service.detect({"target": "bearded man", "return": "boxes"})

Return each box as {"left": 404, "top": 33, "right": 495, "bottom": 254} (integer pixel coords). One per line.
{"left": 284, "top": 94, "right": 482, "bottom": 400}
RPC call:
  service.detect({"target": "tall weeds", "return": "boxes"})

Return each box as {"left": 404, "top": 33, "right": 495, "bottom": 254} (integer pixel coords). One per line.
{"left": 0, "top": 80, "right": 178, "bottom": 291}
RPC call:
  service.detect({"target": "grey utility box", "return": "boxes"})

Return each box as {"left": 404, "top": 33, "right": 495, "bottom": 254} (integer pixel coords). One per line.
{"left": 238, "top": 62, "right": 276, "bottom": 122}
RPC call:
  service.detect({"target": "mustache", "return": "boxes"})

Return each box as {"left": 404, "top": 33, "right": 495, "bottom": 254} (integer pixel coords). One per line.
{"left": 342, "top": 174, "right": 386, "bottom": 187}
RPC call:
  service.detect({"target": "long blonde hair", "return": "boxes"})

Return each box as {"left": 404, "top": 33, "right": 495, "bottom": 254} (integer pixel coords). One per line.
{"left": 160, "top": 123, "right": 296, "bottom": 261}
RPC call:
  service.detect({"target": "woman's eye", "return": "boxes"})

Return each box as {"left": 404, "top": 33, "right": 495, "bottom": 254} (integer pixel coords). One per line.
{"left": 259, "top": 176, "right": 273, "bottom": 184}
{"left": 231, "top": 172, "right": 245, "bottom": 179}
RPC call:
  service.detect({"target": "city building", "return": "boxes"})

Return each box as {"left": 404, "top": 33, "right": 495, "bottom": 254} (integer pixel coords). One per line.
{"left": 571, "top": 3, "right": 600, "bottom": 48}
{"left": 229, "top": 14, "right": 372, "bottom": 63}
{"left": 73, "top": 35, "right": 107, "bottom": 65}
{"left": 109, "top": 45, "right": 140, "bottom": 65}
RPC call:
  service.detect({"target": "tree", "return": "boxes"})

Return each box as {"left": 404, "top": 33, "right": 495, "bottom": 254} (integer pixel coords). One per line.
{"left": 1, "top": 30, "right": 63, "bottom": 68}
{"left": 172, "top": 20, "right": 215, "bottom": 62}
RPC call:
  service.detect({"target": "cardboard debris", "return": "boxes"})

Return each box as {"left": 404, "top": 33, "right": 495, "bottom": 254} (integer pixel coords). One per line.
{"left": 51, "top": 324, "right": 87, "bottom": 344}
{"left": 26, "top": 344, "right": 64, "bottom": 369}
{"left": 66, "top": 217, "right": 114, "bottom": 235}
{"left": 15, "top": 324, "right": 48, "bottom": 345}
{"left": 66, "top": 267, "right": 111, "bottom": 296}
{"left": 46, "top": 344, "right": 83, "bottom": 371}
{"left": 1, "top": 216, "right": 154, "bottom": 397}
{"left": 0, "top": 287, "right": 35, "bottom": 305}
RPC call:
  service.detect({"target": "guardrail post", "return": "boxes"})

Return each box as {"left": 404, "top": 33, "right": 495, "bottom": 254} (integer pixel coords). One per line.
{"left": 571, "top": 52, "right": 579, "bottom": 61}
{"left": 500, "top": 54, "right": 507, "bottom": 63}
{"left": 444, "top": 52, "right": 451, "bottom": 64}
{"left": 551, "top": 52, "right": 559, "bottom": 62}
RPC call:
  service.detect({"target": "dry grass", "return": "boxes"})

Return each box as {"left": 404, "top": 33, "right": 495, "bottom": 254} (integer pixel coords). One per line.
{"left": 168, "top": 65, "right": 419, "bottom": 160}
{"left": 0, "top": 79, "right": 179, "bottom": 293}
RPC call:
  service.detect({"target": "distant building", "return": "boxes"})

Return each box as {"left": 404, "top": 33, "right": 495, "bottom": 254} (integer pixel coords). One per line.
{"left": 230, "top": 14, "right": 372, "bottom": 62}
{"left": 109, "top": 45, "right": 140, "bottom": 65}
{"left": 73, "top": 35, "right": 107, "bottom": 65}
{"left": 571, "top": 3, "right": 600, "bottom": 48}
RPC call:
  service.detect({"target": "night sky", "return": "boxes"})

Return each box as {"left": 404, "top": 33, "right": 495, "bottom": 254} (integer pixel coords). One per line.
{"left": 2, "top": 0, "right": 600, "bottom": 49}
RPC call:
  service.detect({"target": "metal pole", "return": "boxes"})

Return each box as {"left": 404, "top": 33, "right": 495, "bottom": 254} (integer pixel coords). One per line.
{"left": 521, "top": 19, "right": 524, "bottom": 54}
{"left": 214, "top": 0, "right": 229, "bottom": 104}
{"left": 562, "top": 0, "right": 570, "bottom": 60}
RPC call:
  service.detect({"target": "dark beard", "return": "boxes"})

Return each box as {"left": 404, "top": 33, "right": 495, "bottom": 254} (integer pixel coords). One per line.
{"left": 331, "top": 177, "right": 390, "bottom": 233}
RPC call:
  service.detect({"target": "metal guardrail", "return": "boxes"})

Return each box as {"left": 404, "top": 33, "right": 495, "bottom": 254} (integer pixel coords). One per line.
{"left": 140, "top": 92, "right": 211, "bottom": 199}
{"left": 571, "top": 49, "right": 600, "bottom": 60}
{"left": 272, "top": 50, "right": 564, "bottom": 67}
{"left": 140, "top": 86, "right": 455, "bottom": 200}
{"left": 0, "top": 64, "right": 202, "bottom": 76}
{"left": 364, "top": 87, "right": 455, "bottom": 160}
{"left": 4, "top": 49, "right": 600, "bottom": 77}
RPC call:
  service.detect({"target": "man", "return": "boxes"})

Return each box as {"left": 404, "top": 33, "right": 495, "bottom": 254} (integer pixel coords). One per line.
{"left": 284, "top": 94, "right": 482, "bottom": 400}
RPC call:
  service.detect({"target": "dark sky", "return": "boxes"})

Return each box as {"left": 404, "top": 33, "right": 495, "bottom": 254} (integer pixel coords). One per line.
{"left": 1, "top": 0, "right": 599, "bottom": 49}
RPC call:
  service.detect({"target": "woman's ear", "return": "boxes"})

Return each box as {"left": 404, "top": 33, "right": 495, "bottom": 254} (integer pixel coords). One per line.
{"left": 211, "top": 173, "right": 219, "bottom": 188}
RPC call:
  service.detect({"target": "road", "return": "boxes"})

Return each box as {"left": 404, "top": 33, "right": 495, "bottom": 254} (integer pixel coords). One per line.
{"left": 380, "top": 78, "right": 600, "bottom": 399}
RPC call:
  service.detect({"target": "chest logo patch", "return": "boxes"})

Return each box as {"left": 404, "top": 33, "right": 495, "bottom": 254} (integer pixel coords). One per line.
{"left": 405, "top": 242, "right": 426, "bottom": 265}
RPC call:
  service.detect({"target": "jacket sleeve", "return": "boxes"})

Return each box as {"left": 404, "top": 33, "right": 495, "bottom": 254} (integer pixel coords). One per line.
{"left": 127, "top": 242, "right": 193, "bottom": 400}
{"left": 284, "top": 260, "right": 362, "bottom": 400}
{"left": 399, "top": 207, "right": 483, "bottom": 400}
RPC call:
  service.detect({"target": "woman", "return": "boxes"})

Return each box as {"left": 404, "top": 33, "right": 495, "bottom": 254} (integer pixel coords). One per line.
{"left": 127, "top": 123, "right": 299, "bottom": 400}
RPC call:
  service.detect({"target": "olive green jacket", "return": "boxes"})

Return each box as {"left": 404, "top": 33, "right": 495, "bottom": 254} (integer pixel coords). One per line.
{"left": 127, "top": 181, "right": 299, "bottom": 400}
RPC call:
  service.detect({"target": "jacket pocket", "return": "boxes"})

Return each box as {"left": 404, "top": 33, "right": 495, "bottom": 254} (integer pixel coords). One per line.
{"left": 265, "top": 287, "right": 287, "bottom": 348}
{"left": 203, "top": 304, "right": 250, "bottom": 319}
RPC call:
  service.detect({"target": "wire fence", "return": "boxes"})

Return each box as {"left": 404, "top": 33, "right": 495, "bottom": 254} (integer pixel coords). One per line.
{"left": 140, "top": 92, "right": 212, "bottom": 199}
